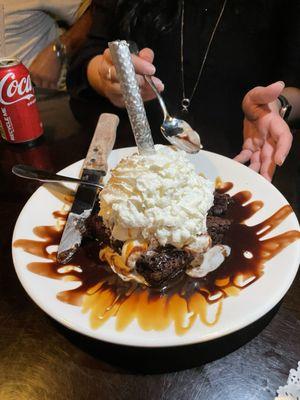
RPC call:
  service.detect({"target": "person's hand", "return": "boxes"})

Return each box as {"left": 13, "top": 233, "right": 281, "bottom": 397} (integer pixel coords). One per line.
{"left": 29, "top": 43, "right": 62, "bottom": 89}
{"left": 234, "top": 81, "right": 293, "bottom": 181}
{"left": 87, "top": 48, "right": 164, "bottom": 107}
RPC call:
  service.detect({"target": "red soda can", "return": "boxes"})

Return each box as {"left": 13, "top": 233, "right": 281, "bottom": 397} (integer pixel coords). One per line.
{"left": 0, "top": 58, "right": 43, "bottom": 143}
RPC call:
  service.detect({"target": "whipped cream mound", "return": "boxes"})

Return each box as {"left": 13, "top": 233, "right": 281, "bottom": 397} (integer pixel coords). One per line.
{"left": 99, "top": 145, "right": 214, "bottom": 249}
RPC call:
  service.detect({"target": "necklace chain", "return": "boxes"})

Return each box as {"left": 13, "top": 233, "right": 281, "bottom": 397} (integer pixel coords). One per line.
{"left": 180, "top": 0, "right": 228, "bottom": 112}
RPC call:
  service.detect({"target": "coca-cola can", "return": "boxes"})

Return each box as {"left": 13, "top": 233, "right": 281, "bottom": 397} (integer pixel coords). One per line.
{"left": 0, "top": 57, "right": 43, "bottom": 144}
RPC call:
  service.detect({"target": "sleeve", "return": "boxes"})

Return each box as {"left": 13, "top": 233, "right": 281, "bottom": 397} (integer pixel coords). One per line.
{"left": 66, "top": 0, "right": 118, "bottom": 100}
{"left": 43, "top": 0, "right": 91, "bottom": 25}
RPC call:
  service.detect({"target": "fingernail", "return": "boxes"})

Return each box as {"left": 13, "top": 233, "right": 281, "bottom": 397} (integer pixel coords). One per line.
{"left": 277, "top": 155, "right": 286, "bottom": 166}
{"left": 278, "top": 80, "right": 285, "bottom": 87}
{"left": 153, "top": 78, "right": 164, "bottom": 90}
{"left": 146, "top": 64, "right": 156, "bottom": 75}
{"left": 157, "top": 79, "right": 164, "bottom": 90}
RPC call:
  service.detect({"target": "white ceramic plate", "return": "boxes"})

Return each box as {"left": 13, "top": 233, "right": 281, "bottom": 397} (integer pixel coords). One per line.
{"left": 12, "top": 148, "right": 300, "bottom": 347}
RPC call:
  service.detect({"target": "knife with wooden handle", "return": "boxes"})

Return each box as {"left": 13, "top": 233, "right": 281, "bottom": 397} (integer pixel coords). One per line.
{"left": 57, "top": 113, "right": 119, "bottom": 264}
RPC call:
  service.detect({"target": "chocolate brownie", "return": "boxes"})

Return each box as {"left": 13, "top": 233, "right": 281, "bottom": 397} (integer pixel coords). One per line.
{"left": 208, "top": 192, "right": 234, "bottom": 216}
{"left": 136, "top": 246, "right": 192, "bottom": 287}
{"left": 85, "top": 192, "right": 235, "bottom": 287}
{"left": 206, "top": 215, "right": 232, "bottom": 245}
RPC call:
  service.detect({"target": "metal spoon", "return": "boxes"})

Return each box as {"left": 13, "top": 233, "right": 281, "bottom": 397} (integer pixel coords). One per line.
{"left": 12, "top": 164, "right": 104, "bottom": 189}
{"left": 144, "top": 75, "right": 202, "bottom": 153}
{"left": 128, "top": 41, "right": 202, "bottom": 153}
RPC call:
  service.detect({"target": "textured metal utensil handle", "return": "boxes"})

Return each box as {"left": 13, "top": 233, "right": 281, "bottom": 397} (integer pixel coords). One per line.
{"left": 83, "top": 113, "right": 119, "bottom": 172}
{"left": 108, "top": 40, "right": 155, "bottom": 154}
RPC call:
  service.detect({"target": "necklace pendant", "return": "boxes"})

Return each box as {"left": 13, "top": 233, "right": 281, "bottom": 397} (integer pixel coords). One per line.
{"left": 181, "top": 98, "right": 190, "bottom": 112}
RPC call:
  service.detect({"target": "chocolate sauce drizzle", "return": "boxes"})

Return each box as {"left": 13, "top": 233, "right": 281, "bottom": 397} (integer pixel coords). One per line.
{"left": 14, "top": 184, "right": 300, "bottom": 335}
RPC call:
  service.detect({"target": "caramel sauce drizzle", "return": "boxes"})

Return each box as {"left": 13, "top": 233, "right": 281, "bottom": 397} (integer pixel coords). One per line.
{"left": 14, "top": 183, "right": 300, "bottom": 335}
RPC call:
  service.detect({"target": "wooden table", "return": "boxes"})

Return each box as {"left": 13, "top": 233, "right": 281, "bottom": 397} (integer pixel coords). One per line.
{"left": 0, "top": 93, "right": 299, "bottom": 400}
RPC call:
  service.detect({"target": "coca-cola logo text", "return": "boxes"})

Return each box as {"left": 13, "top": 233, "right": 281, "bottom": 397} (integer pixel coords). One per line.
{"left": 0, "top": 72, "right": 34, "bottom": 105}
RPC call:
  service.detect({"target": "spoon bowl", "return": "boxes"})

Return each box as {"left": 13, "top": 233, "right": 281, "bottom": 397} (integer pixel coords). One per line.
{"left": 161, "top": 115, "right": 202, "bottom": 154}
{"left": 144, "top": 75, "right": 202, "bottom": 154}
{"left": 128, "top": 42, "right": 202, "bottom": 153}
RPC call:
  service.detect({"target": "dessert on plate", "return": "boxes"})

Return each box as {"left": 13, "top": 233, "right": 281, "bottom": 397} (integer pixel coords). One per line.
{"left": 86, "top": 145, "right": 234, "bottom": 288}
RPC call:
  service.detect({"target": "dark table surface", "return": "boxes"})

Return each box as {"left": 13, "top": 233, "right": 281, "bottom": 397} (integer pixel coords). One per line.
{"left": 0, "top": 93, "right": 299, "bottom": 400}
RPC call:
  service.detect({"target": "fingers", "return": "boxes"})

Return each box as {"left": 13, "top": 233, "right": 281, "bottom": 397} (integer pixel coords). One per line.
{"left": 139, "top": 48, "right": 155, "bottom": 63}
{"left": 105, "top": 65, "right": 118, "bottom": 83}
{"left": 248, "top": 150, "right": 261, "bottom": 172}
{"left": 247, "top": 81, "right": 285, "bottom": 106}
{"left": 100, "top": 47, "right": 162, "bottom": 107}
{"left": 101, "top": 51, "right": 118, "bottom": 82}
{"left": 111, "top": 75, "right": 163, "bottom": 104}
{"left": 269, "top": 117, "right": 293, "bottom": 166}
{"left": 103, "top": 48, "right": 113, "bottom": 64}
{"left": 260, "top": 139, "right": 276, "bottom": 181}
{"left": 150, "top": 76, "right": 164, "bottom": 92}
{"left": 235, "top": 147, "right": 261, "bottom": 172}
{"left": 274, "top": 133, "right": 293, "bottom": 166}
{"left": 103, "top": 48, "right": 155, "bottom": 76}
{"left": 137, "top": 75, "right": 164, "bottom": 92}
{"left": 101, "top": 47, "right": 162, "bottom": 105}
{"left": 242, "top": 81, "right": 285, "bottom": 121}
{"left": 235, "top": 146, "right": 276, "bottom": 181}
{"left": 102, "top": 57, "right": 157, "bottom": 85}
{"left": 234, "top": 118, "right": 261, "bottom": 164}
{"left": 102, "top": 73, "right": 163, "bottom": 106}
{"left": 132, "top": 54, "right": 156, "bottom": 75}
{"left": 234, "top": 149, "right": 252, "bottom": 164}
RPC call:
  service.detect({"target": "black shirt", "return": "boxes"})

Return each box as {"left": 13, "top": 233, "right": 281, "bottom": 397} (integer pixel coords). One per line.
{"left": 67, "top": 0, "right": 300, "bottom": 156}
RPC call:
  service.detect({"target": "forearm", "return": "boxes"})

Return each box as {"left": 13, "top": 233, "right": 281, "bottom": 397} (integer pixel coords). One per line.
{"left": 60, "top": 8, "right": 93, "bottom": 57}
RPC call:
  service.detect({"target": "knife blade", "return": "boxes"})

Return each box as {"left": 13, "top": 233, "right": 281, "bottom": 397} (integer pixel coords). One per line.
{"left": 56, "top": 113, "right": 119, "bottom": 264}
